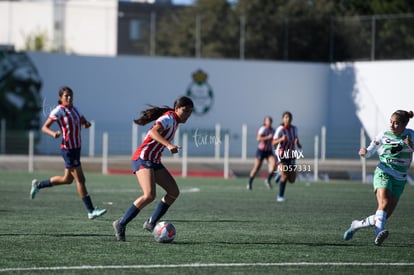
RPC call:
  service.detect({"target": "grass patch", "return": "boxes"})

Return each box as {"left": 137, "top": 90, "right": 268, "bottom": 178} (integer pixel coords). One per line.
{"left": 0, "top": 171, "right": 413, "bottom": 274}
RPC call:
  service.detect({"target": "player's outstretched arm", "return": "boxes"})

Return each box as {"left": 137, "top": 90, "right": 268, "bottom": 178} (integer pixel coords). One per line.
{"left": 360, "top": 140, "right": 380, "bottom": 158}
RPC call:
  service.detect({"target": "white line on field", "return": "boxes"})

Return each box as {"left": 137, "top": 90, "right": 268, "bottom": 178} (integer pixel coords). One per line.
{"left": 1, "top": 262, "right": 414, "bottom": 272}
{"left": 181, "top": 187, "right": 200, "bottom": 193}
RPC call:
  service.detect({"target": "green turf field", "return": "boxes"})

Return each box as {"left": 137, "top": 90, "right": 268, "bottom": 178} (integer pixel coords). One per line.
{"left": 0, "top": 171, "right": 413, "bottom": 274}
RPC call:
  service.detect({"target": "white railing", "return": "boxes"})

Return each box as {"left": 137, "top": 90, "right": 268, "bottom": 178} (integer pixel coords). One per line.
{"left": 11, "top": 123, "right": 374, "bottom": 180}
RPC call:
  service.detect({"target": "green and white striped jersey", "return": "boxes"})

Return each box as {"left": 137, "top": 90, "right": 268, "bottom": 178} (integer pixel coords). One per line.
{"left": 364, "top": 129, "right": 414, "bottom": 181}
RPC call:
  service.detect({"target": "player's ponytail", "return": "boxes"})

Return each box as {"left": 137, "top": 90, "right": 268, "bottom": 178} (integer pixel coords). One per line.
{"left": 393, "top": 110, "right": 413, "bottom": 124}
{"left": 134, "top": 96, "right": 193, "bottom": 126}
{"left": 134, "top": 105, "right": 173, "bottom": 125}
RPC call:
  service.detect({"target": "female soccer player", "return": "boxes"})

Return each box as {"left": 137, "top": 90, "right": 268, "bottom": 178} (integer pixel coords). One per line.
{"left": 30, "top": 86, "right": 106, "bottom": 220}
{"left": 344, "top": 110, "right": 414, "bottom": 246}
{"left": 113, "top": 96, "right": 193, "bottom": 241}
{"left": 247, "top": 116, "right": 276, "bottom": 190}
{"left": 272, "top": 111, "right": 302, "bottom": 202}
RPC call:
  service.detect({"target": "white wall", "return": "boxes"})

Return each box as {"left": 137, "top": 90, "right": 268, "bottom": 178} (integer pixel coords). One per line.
{"left": 0, "top": 1, "right": 54, "bottom": 50}
{"left": 65, "top": 0, "right": 118, "bottom": 55}
{"left": 26, "top": 52, "right": 414, "bottom": 157}
{"left": 0, "top": 0, "right": 117, "bottom": 56}
{"left": 351, "top": 60, "right": 414, "bottom": 139}
{"left": 28, "top": 53, "right": 329, "bottom": 157}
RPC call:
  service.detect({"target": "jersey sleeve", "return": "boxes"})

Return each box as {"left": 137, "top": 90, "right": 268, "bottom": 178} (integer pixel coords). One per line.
{"left": 273, "top": 126, "right": 283, "bottom": 140}
{"left": 257, "top": 126, "right": 265, "bottom": 137}
{"left": 364, "top": 131, "right": 383, "bottom": 158}
{"left": 48, "top": 106, "right": 61, "bottom": 121}
{"left": 155, "top": 113, "right": 174, "bottom": 130}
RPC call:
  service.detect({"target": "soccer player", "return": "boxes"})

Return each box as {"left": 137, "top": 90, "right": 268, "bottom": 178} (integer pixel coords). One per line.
{"left": 30, "top": 86, "right": 107, "bottom": 220}
{"left": 272, "top": 111, "right": 302, "bottom": 202}
{"left": 247, "top": 116, "right": 276, "bottom": 190}
{"left": 112, "top": 96, "right": 193, "bottom": 241}
{"left": 344, "top": 110, "right": 414, "bottom": 246}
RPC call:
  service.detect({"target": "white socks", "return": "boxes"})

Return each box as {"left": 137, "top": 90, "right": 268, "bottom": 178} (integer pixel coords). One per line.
{"left": 352, "top": 211, "right": 387, "bottom": 235}
{"left": 353, "top": 215, "right": 375, "bottom": 230}
{"left": 375, "top": 210, "right": 387, "bottom": 235}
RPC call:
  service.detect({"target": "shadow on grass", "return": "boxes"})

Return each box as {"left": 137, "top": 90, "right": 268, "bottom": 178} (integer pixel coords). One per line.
{"left": 172, "top": 219, "right": 252, "bottom": 223}
{"left": 171, "top": 240, "right": 357, "bottom": 247}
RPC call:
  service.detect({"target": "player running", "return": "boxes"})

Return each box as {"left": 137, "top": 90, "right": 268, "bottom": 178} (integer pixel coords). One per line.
{"left": 247, "top": 116, "right": 276, "bottom": 190}
{"left": 113, "top": 96, "right": 193, "bottom": 241}
{"left": 30, "top": 86, "right": 106, "bottom": 220}
{"left": 344, "top": 110, "right": 414, "bottom": 246}
{"left": 272, "top": 111, "right": 302, "bottom": 202}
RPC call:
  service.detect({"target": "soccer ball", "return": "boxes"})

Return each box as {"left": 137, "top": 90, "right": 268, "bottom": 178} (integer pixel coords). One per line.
{"left": 152, "top": 221, "right": 176, "bottom": 243}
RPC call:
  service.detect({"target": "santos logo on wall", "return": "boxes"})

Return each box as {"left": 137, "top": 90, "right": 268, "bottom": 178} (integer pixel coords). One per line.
{"left": 186, "top": 69, "right": 214, "bottom": 116}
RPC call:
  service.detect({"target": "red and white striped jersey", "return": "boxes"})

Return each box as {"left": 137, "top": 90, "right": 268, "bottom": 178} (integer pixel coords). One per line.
{"left": 257, "top": 126, "right": 275, "bottom": 151}
{"left": 132, "top": 110, "right": 179, "bottom": 163}
{"left": 49, "top": 104, "right": 83, "bottom": 150}
{"left": 273, "top": 125, "right": 298, "bottom": 159}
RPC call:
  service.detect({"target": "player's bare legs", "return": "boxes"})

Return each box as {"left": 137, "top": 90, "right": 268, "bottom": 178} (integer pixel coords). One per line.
{"left": 114, "top": 169, "right": 156, "bottom": 241}
{"left": 155, "top": 168, "right": 179, "bottom": 205}
{"left": 247, "top": 158, "right": 264, "bottom": 190}
{"left": 49, "top": 169, "right": 74, "bottom": 185}
{"left": 134, "top": 168, "right": 157, "bottom": 209}
{"left": 143, "top": 168, "right": 179, "bottom": 231}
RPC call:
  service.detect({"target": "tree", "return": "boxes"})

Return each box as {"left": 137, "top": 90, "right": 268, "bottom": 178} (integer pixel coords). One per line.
{"left": 156, "top": 0, "right": 239, "bottom": 58}
{"left": 0, "top": 50, "right": 43, "bottom": 153}
{"left": 155, "top": 0, "right": 414, "bottom": 61}
{"left": 370, "top": 0, "right": 414, "bottom": 59}
{"left": 236, "top": 0, "right": 338, "bottom": 61}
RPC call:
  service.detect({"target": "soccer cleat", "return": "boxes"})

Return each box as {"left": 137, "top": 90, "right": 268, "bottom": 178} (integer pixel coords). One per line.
{"left": 143, "top": 219, "right": 155, "bottom": 232}
{"left": 113, "top": 219, "right": 126, "bottom": 241}
{"left": 264, "top": 179, "right": 272, "bottom": 189}
{"left": 246, "top": 183, "right": 252, "bottom": 190}
{"left": 276, "top": 196, "right": 285, "bottom": 202}
{"left": 88, "top": 208, "right": 107, "bottom": 220}
{"left": 374, "top": 230, "right": 389, "bottom": 246}
{"left": 30, "top": 179, "right": 40, "bottom": 199}
{"left": 343, "top": 220, "right": 359, "bottom": 241}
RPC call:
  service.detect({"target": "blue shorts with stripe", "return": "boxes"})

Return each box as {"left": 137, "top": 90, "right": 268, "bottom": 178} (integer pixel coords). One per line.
{"left": 61, "top": 148, "right": 81, "bottom": 169}
{"left": 132, "top": 158, "right": 165, "bottom": 173}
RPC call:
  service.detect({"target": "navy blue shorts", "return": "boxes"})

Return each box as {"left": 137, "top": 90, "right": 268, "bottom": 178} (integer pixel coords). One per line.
{"left": 61, "top": 148, "right": 81, "bottom": 169}
{"left": 132, "top": 158, "right": 165, "bottom": 173}
{"left": 279, "top": 158, "right": 296, "bottom": 166}
{"left": 255, "top": 149, "right": 274, "bottom": 161}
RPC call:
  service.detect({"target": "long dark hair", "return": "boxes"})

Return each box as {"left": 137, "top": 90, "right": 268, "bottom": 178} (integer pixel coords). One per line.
{"left": 134, "top": 96, "right": 194, "bottom": 125}
{"left": 282, "top": 111, "right": 292, "bottom": 120}
{"left": 58, "top": 86, "right": 73, "bottom": 104}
